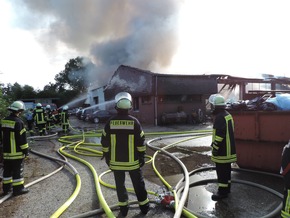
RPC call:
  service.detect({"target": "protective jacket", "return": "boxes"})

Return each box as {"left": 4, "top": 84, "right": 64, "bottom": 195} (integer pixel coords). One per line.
{"left": 1, "top": 113, "right": 29, "bottom": 160}
{"left": 101, "top": 113, "right": 146, "bottom": 171}
{"left": 33, "top": 108, "right": 46, "bottom": 124}
{"left": 211, "top": 109, "right": 237, "bottom": 163}
{"left": 45, "top": 109, "right": 53, "bottom": 122}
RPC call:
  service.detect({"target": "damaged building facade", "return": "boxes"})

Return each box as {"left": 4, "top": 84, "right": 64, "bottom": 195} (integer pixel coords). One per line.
{"left": 102, "top": 65, "right": 217, "bottom": 125}
{"left": 85, "top": 65, "right": 290, "bottom": 126}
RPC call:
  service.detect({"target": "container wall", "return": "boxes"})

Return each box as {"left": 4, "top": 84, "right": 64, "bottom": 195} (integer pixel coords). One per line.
{"left": 231, "top": 111, "right": 290, "bottom": 173}
{"left": 231, "top": 111, "right": 290, "bottom": 142}
{"left": 236, "top": 140, "right": 284, "bottom": 173}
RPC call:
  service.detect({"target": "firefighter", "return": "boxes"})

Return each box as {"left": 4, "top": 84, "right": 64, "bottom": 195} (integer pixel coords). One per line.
{"left": 209, "top": 94, "right": 237, "bottom": 201}
{"left": 33, "top": 103, "right": 46, "bottom": 136}
{"left": 45, "top": 104, "right": 54, "bottom": 132}
{"left": 280, "top": 140, "right": 290, "bottom": 217}
{"left": 52, "top": 109, "right": 61, "bottom": 126}
{"left": 1, "top": 101, "right": 29, "bottom": 196}
{"left": 60, "top": 105, "right": 69, "bottom": 134}
{"left": 101, "top": 92, "right": 149, "bottom": 216}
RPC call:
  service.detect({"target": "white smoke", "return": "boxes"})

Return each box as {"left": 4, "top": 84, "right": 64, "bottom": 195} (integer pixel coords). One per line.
{"left": 9, "top": 0, "right": 181, "bottom": 87}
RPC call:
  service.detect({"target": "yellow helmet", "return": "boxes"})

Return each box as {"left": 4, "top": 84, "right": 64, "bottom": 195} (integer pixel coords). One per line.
{"left": 115, "top": 92, "right": 132, "bottom": 110}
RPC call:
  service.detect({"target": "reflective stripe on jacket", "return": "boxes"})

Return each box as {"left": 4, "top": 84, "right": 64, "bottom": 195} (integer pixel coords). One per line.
{"left": 1, "top": 114, "right": 29, "bottom": 160}
{"left": 60, "top": 111, "right": 69, "bottom": 124}
{"left": 45, "top": 110, "right": 53, "bottom": 121}
{"left": 211, "top": 110, "right": 237, "bottom": 163}
{"left": 34, "top": 108, "right": 46, "bottom": 124}
{"left": 101, "top": 114, "right": 146, "bottom": 171}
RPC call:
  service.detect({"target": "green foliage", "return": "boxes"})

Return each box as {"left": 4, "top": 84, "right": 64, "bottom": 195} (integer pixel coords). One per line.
{"left": 0, "top": 56, "right": 97, "bottom": 107}
{"left": 57, "top": 89, "right": 80, "bottom": 106}
{"left": 54, "top": 56, "right": 96, "bottom": 94}
{"left": 22, "top": 85, "right": 37, "bottom": 99}
{"left": 0, "top": 88, "right": 9, "bottom": 119}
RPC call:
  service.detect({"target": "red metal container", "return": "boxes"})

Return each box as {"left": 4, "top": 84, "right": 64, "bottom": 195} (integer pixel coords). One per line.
{"left": 231, "top": 111, "right": 290, "bottom": 173}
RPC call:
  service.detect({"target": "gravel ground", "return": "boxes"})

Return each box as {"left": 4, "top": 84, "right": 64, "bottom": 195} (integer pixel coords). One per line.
{"left": 0, "top": 117, "right": 212, "bottom": 218}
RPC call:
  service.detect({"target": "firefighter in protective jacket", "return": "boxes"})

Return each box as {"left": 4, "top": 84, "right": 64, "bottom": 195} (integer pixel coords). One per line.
{"left": 45, "top": 104, "right": 54, "bottom": 132}
{"left": 280, "top": 140, "right": 290, "bottom": 217}
{"left": 60, "top": 105, "right": 69, "bottom": 134}
{"left": 101, "top": 92, "right": 149, "bottom": 216}
{"left": 33, "top": 103, "right": 46, "bottom": 136}
{"left": 209, "top": 94, "right": 237, "bottom": 201}
{"left": 1, "top": 101, "right": 29, "bottom": 196}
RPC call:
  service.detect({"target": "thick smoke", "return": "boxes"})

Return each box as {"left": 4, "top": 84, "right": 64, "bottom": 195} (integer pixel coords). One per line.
{"left": 10, "top": 0, "right": 181, "bottom": 87}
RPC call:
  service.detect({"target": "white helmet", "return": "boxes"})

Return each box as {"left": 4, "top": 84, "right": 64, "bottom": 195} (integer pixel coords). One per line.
{"left": 8, "top": 101, "right": 26, "bottom": 112}
{"left": 209, "top": 94, "right": 226, "bottom": 107}
{"left": 46, "top": 105, "right": 51, "bottom": 109}
{"left": 36, "top": 103, "right": 42, "bottom": 108}
{"left": 63, "top": 105, "right": 69, "bottom": 110}
{"left": 115, "top": 92, "right": 132, "bottom": 110}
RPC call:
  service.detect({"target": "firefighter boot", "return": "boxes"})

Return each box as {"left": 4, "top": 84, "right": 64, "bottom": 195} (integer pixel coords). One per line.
{"left": 2, "top": 184, "right": 12, "bottom": 196}
{"left": 211, "top": 191, "right": 228, "bottom": 201}
{"left": 140, "top": 203, "right": 150, "bottom": 215}
{"left": 120, "top": 205, "right": 128, "bottom": 217}
{"left": 13, "top": 187, "right": 29, "bottom": 196}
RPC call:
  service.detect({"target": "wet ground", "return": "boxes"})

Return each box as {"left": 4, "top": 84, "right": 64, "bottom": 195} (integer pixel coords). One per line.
{"left": 143, "top": 126, "right": 284, "bottom": 218}
{"left": 0, "top": 117, "right": 284, "bottom": 218}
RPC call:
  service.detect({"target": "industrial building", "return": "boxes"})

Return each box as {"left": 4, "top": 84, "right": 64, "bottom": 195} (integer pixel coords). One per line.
{"left": 84, "top": 65, "right": 290, "bottom": 126}
{"left": 103, "top": 65, "right": 218, "bottom": 125}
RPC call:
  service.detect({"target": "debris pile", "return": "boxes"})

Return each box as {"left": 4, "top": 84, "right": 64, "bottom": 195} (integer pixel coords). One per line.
{"left": 226, "top": 93, "right": 290, "bottom": 112}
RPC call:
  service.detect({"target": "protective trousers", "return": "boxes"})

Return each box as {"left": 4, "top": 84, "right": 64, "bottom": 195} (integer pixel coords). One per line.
{"left": 46, "top": 119, "right": 53, "bottom": 131}
{"left": 62, "top": 123, "right": 69, "bottom": 133}
{"left": 113, "top": 169, "right": 148, "bottom": 207}
{"left": 281, "top": 172, "right": 290, "bottom": 217}
{"left": 3, "top": 159, "right": 25, "bottom": 193}
{"left": 27, "top": 120, "right": 34, "bottom": 132}
{"left": 215, "top": 162, "right": 231, "bottom": 194}
{"left": 36, "top": 123, "right": 46, "bottom": 136}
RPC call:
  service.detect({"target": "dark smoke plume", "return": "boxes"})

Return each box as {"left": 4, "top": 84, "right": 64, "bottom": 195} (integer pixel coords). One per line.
{"left": 10, "top": 0, "right": 181, "bottom": 87}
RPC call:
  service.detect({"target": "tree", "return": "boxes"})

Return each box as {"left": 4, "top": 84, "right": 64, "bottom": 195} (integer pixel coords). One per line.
{"left": 0, "top": 56, "right": 98, "bottom": 108}
{"left": 1, "top": 83, "right": 37, "bottom": 101}
{"left": 54, "top": 56, "right": 96, "bottom": 94}
{"left": 57, "top": 89, "right": 80, "bottom": 107}
{"left": 0, "top": 88, "right": 9, "bottom": 119}
{"left": 10, "top": 83, "right": 23, "bottom": 100}
{"left": 22, "top": 85, "right": 37, "bottom": 99}
{"left": 38, "top": 82, "right": 58, "bottom": 98}
{"left": 1, "top": 83, "right": 13, "bottom": 102}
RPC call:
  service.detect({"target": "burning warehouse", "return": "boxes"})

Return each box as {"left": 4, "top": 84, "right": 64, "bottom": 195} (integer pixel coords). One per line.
{"left": 103, "top": 65, "right": 218, "bottom": 125}
{"left": 86, "top": 65, "right": 290, "bottom": 128}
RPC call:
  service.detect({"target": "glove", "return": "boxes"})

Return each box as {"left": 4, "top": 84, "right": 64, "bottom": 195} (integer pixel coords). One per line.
{"left": 139, "top": 157, "right": 145, "bottom": 167}
{"left": 23, "top": 152, "right": 29, "bottom": 160}
{"left": 23, "top": 149, "right": 29, "bottom": 159}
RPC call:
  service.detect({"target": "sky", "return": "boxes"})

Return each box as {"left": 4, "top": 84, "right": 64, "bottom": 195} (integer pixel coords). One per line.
{"left": 0, "top": 0, "right": 290, "bottom": 90}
